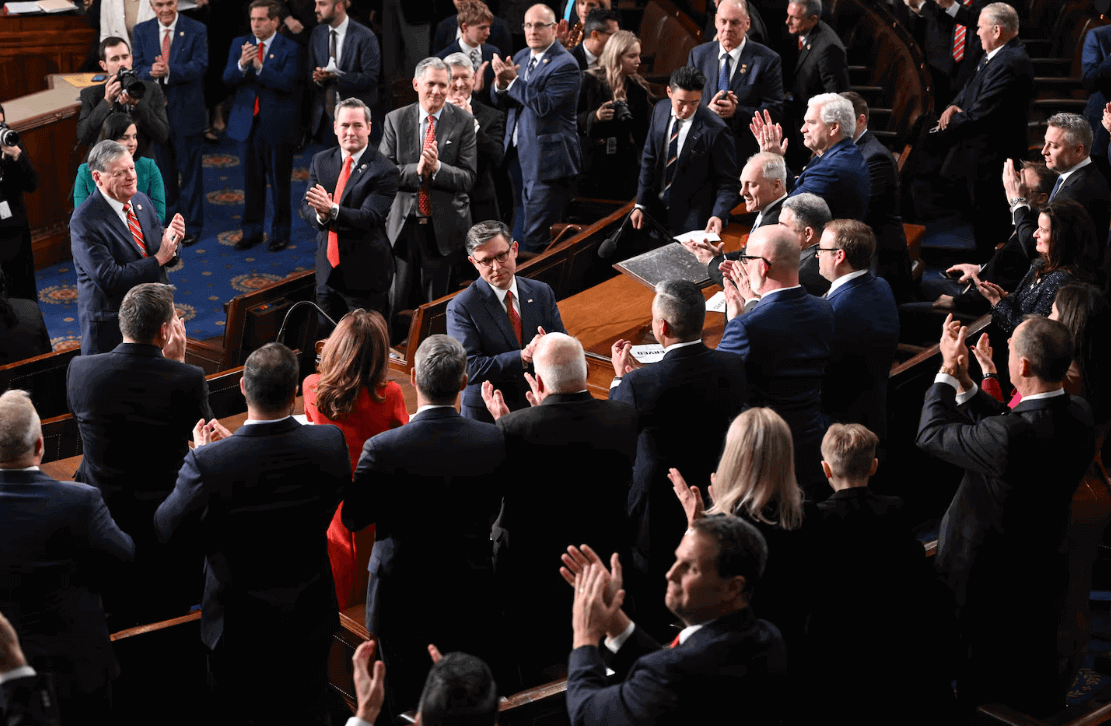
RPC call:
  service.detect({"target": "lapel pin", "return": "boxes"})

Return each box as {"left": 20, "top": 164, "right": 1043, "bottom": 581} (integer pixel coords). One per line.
{"left": 527, "top": 299, "right": 533, "bottom": 303}
{"left": 740, "top": 64, "right": 747, "bottom": 74}
{"left": 269, "top": 54, "right": 274, "bottom": 59}
{"left": 136, "top": 204, "right": 142, "bottom": 211}
{"left": 543, "top": 58, "right": 549, "bottom": 64}
{"left": 359, "top": 164, "right": 367, "bottom": 171}
{"left": 806, "top": 44, "right": 811, "bottom": 50}
{"left": 179, "top": 31, "right": 184, "bottom": 36}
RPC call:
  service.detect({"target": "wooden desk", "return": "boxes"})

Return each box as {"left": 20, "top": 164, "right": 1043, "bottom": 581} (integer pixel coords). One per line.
{"left": 0, "top": 14, "right": 94, "bottom": 100}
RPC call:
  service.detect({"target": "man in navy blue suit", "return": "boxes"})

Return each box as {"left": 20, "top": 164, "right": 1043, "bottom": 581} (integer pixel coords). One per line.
{"left": 436, "top": 0, "right": 501, "bottom": 92}
{"left": 222, "top": 0, "right": 302, "bottom": 252}
{"left": 687, "top": 0, "right": 784, "bottom": 161}
{"left": 564, "top": 516, "right": 787, "bottom": 726}
{"left": 307, "top": 0, "right": 380, "bottom": 147}
{"left": 633, "top": 66, "right": 739, "bottom": 236}
{"left": 432, "top": 0, "right": 513, "bottom": 57}
{"left": 447, "top": 220, "right": 566, "bottom": 422}
{"left": 609, "top": 279, "right": 747, "bottom": 631}
{"left": 817, "top": 219, "right": 899, "bottom": 441}
{"left": 0, "top": 390, "right": 134, "bottom": 721}
{"left": 303, "top": 98, "right": 399, "bottom": 325}
{"left": 490, "top": 4, "right": 581, "bottom": 252}
{"left": 155, "top": 343, "right": 350, "bottom": 725}
{"left": 133, "top": 0, "right": 207, "bottom": 246}
{"left": 71, "top": 140, "right": 184, "bottom": 355}
{"left": 718, "top": 224, "right": 835, "bottom": 496}
{"left": 1082, "top": 24, "right": 1111, "bottom": 177}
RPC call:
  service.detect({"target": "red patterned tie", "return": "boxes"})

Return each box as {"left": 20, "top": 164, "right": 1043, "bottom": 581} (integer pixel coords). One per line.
{"left": 418, "top": 115, "right": 435, "bottom": 216}
{"left": 505, "top": 289, "right": 522, "bottom": 346}
{"left": 123, "top": 202, "right": 148, "bottom": 257}
{"left": 253, "top": 40, "right": 263, "bottom": 116}
{"left": 952, "top": 0, "right": 973, "bottom": 62}
{"left": 798, "top": 36, "right": 803, "bottom": 51}
{"left": 161, "top": 28, "right": 171, "bottom": 68}
{"left": 327, "top": 155, "right": 353, "bottom": 268}
{"left": 669, "top": 634, "right": 682, "bottom": 648}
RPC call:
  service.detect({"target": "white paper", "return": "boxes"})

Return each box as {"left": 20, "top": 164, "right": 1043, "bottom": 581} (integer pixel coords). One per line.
{"left": 673, "top": 230, "right": 721, "bottom": 245}
{"left": 705, "top": 290, "right": 726, "bottom": 313}
{"left": 630, "top": 344, "right": 665, "bottom": 364}
{"left": 176, "top": 0, "right": 197, "bottom": 9}
{"left": 0, "top": 202, "right": 11, "bottom": 220}
{"left": 323, "top": 58, "right": 345, "bottom": 75}
{"left": 37, "top": 0, "right": 77, "bottom": 12}
{"left": 3, "top": 2, "right": 42, "bottom": 13}
{"left": 293, "top": 414, "right": 310, "bottom": 425}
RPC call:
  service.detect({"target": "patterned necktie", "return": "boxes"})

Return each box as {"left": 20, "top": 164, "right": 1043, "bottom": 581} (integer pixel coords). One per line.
{"left": 161, "top": 28, "right": 171, "bottom": 75}
{"left": 1050, "top": 175, "right": 1064, "bottom": 201}
{"left": 525, "top": 56, "right": 538, "bottom": 81}
{"left": 122, "top": 202, "right": 148, "bottom": 256}
{"left": 798, "top": 36, "right": 804, "bottom": 51}
{"left": 505, "top": 289, "right": 522, "bottom": 346}
{"left": 718, "top": 54, "right": 731, "bottom": 94}
{"left": 327, "top": 155, "right": 354, "bottom": 268}
{"left": 663, "top": 118, "right": 681, "bottom": 206}
{"left": 470, "top": 47, "right": 481, "bottom": 70}
{"left": 669, "top": 633, "right": 682, "bottom": 648}
{"left": 253, "top": 39, "right": 264, "bottom": 116}
{"left": 952, "top": 0, "right": 974, "bottom": 62}
{"left": 418, "top": 115, "right": 435, "bottom": 216}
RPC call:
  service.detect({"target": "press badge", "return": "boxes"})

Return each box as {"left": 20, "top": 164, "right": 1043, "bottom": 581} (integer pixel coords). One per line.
{"left": 606, "top": 137, "right": 616, "bottom": 155}
{"left": 0, "top": 201, "right": 11, "bottom": 220}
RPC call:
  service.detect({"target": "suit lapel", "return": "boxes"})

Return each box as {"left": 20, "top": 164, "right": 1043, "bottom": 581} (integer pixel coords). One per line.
{"left": 338, "top": 148, "right": 371, "bottom": 206}
{"left": 676, "top": 112, "right": 704, "bottom": 173}
{"left": 480, "top": 280, "right": 521, "bottom": 350}
{"left": 94, "top": 189, "right": 143, "bottom": 261}
{"left": 730, "top": 42, "right": 753, "bottom": 94}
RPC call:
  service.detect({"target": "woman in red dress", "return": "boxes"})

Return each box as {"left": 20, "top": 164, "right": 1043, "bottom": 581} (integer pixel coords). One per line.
{"left": 303, "top": 309, "right": 409, "bottom": 609}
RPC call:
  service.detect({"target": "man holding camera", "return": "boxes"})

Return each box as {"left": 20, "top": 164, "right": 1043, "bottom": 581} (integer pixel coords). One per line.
{"left": 77, "top": 36, "right": 170, "bottom": 160}
{"left": 0, "top": 104, "right": 38, "bottom": 303}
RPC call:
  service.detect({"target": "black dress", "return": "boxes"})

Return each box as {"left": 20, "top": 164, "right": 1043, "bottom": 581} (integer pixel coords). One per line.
{"left": 576, "top": 72, "right": 652, "bottom": 201}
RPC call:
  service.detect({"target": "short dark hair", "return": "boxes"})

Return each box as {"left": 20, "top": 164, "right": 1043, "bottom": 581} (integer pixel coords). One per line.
{"left": 654, "top": 279, "right": 705, "bottom": 341}
{"left": 840, "top": 90, "right": 868, "bottom": 124}
{"left": 584, "top": 7, "right": 620, "bottom": 36}
{"left": 99, "top": 36, "right": 131, "bottom": 61}
{"left": 414, "top": 335, "right": 468, "bottom": 405}
{"left": 243, "top": 343, "right": 299, "bottom": 413}
{"left": 248, "top": 0, "right": 281, "bottom": 20}
{"left": 690, "top": 515, "right": 768, "bottom": 597}
{"left": 418, "top": 652, "right": 498, "bottom": 726}
{"left": 825, "top": 219, "right": 875, "bottom": 271}
{"left": 118, "top": 283, "right": 176, "bottom": 342}
{"left": 1022, "top": 160, "right": 1057, "bottom": 199}
{"left": 465, "top": 220, "right": 512, "bottom": 256}
{"left": 1013, "top": 316, "right": 1074, "bottom": 384}
{"left": 668, "top": 66, "right": 706, "bottom": 93}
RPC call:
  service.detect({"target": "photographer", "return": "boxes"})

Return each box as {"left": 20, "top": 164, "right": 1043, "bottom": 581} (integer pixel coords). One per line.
{"left": 76, "top": 36, "right": 170, "bottom": 159}
{"left": 0, "top": 104, "right": 39, "bottom": 302}
{"left": 576, "top": 29, "right": 652, "bottom": 200}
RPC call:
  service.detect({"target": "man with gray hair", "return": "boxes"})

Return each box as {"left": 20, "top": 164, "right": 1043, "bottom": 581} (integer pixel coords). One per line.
{"left": 343, "top": 333, "right": 507, "bottom": 715}
{"left": 482, "top": 332, "right": 637, "bottom": 681}
{"left": 71, "top": 138, "right": 185, "bottom": 354}
{"left": 443, "top": 51, "right": 507, "bottom": 226}
{"left": 0, "top": 389, "right": 134, "bottom": 720}
{"left": 381, "top": 56, "right": 478, "bottom": 341}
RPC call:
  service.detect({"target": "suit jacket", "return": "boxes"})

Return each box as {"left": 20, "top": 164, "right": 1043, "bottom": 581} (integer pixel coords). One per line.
{"left": 822, "top": 272, "right": 899, "bottom": 439}
{"left": 307, "top": 19, "right": 380, "bottom": 136}
{"left": 791, "top": 20, "right": 849, "bottom": 110}
{"left": 1015, "top": 162, "right": 1110, "bottom": 253}
{"left": 447, "top": 276, "right": 566, "bottom": 413}
{"left": 566, "top": 607, "right": 787, "bottom": 726}
{"left": 380, "top": 102, "right": 477, "bottom": 255}
{"left": 154, "top": 417, "right": 350, "bottom": 651}
{"left": 436, "top": 39, "right": 499, "bottom": 91}
{"left": 0, "top": 470, "right": 134, "bottom": 699}
{"left": 637, "top": 101, "right": 739, "bottom": 233}
{"left": 490, "top": 41, "right": 581, "bottom": 182}
{"left": 0, "top": 140, "right": 37, "bottom": 248}
{"left": 856, "top": 129, "right": 912, "bottom": 302}
{"left": 76, "top": 80, "right": 169, "bottom": 159}
{"left": 688, "top": 38, "right": 785, "bottom": 146}
{"left": 610, "top": 343, "right": 747, "bottom": 580}
{"left": 1082, "top": 25, "right": 1111, "bottom": 159}
{"left": 798, "top": 244, "right": 831, "bottom": 297}
{"left": 717, "top": 286, "right": 835, "bottom": 491}
{"left": 303, "top": 145, "right": 399, "bottom": 296}
{"left": 70, "top": 189, "right": 168, "bottom": 355}
{"left": 790, "top": 136, "right": 870, "bottom": 221}
{"left": 0, "top": 300, "right": 51, "bottom": 366}
{"left": 0, "top": 672, "right": 61, "bottom": 726}
{"left": 132, "top": 14, "right": 208, "bottom": 137}
{"left": 707, "top": 195, "right": 786, "bottom": 286}
{"left": 570, "top": 42, "right": 589, "bottom": 70}
{"left": 904, "top": 0, "right": 984, "bottom": 91}
{"left": 222, "top": 32, "right": 301, "bottom": 145}
{"left": 432, "top": 14, "right": 513, "bottom": 58}
{"left": 471, "top": 100, "right": 506, "bottom": 207}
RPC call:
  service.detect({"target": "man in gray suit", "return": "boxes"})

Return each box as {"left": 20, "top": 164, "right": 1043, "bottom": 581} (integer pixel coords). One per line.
{"left": 381, "top": 56, "right": 477, "bottom": 341}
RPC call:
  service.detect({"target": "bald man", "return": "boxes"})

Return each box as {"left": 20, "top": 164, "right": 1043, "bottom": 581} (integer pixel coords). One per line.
{"left": 717, "top": 224, "right": 835, "bottom": 496}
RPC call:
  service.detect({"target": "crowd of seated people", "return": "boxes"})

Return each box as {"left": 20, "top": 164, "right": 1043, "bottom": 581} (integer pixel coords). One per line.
{"left": 5, "top": 0, "right": 1111, "bottom": 724}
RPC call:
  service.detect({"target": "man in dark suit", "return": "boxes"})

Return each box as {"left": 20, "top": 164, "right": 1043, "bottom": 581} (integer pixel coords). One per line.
{"left": 307, "top": 0, "right": 380, "bottom": 147}
{"left": 0, "top": 390, "right": 134, "bottom": 721}
{"left": 343, "top": 334, "right": 506, "bottom": 714}
{"left": 381, "top": 57, "right": 477, "bottom": 337}
{"left": 303, "top": 98, "right": 399, "bottom": 324}
{"left": 916, "top": 315, "right": 1095, "bottom": 715}
{"left": 0, "top": 105, "right": 39, "bottom": 302}
{"left": 447, "top": 220, "right": 566, "bottom": 422}
{"left": 432, "top": 0, "right": 513, "bottom": 57}
{"left": 67, "top": 282, "right": 214, "bottom": 626}
{"left": 1081, "top": 24, "right": 1111, "bottom": 177}
{"left": 633, "top": 66, "right": 739, "bottom": 237}
{"left": 155, "top": 343, "right": 350, "bottom": 725}
{"left": 564, "top": 516, "right": 787, "bottom": 726}
{"left": 133, "top": 0, "right": 207, "bottom": 247}
{"left": 444, "top": 52, "right": 506, "bottom": 224}
{"left": 688, "top": 0, "right": 784, "bottom": 161}
{"left": 903, "top": 0, "right": 986, "bottom": 107}
{"left": 769, "top": 192, "right": 831, "bottom": 297}
{"left": 610, "top": 279, "right": 747, "bottom": 630}
{"left": 717, "top": 224, "right": 835, "bottom": 496}
{"left": 817, "top": 220, "right": 899, "bottom": 440}
{"left": 436, "top": 0, "right": 503, "bottom": 92}
{"left": 569, "top": 7, "right": 619, "bottom": 70}
{"left": 490, "top": 4, "right": 581, "bottom": 252}
{"left": 222, "top": 0, "right": 302, "bottom": 252}
{"left": 77, "top": 37, "right": 170, "bottom": 161}
{"left": 482, "top": 332, "right": 637, "bottom": 681}
{"left": 70, "top": 140, "right": 184, "bottom": 355}
{"left": 933, "top": 2, "right": 1033, "bottom": 260}
{"left": 785, "top": 0, "right": 848, "bottom": 153}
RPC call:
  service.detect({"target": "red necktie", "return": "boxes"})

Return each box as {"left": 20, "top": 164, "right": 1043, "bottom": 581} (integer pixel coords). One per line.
{"left": 952, "top": 0, "right": 973, "bottom": 62}
{"left": 669, "top": 634, "right": 681, "bottom": 648}
{"left": 418, "top": 115, "right": 435, "bottom": 216}
{"left": 253, "top": 40, "right": 264, "bottom": 116}
{"left": 327, "top": 155, "right": 354, "bottom": 268}
{"left": 798, "top": 36, "right": 803, "bottom": 51}
{"left": 123, "top": 202, "right": 148, "bottom": 257}
{"left": 505, "top": 289, "right": 522, "bottom": 346}
{"left": 161, "top": 28, "right": 171, "bottom": 68}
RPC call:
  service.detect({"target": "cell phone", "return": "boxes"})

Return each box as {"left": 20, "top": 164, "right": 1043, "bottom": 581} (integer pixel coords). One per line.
{"left": 92, "top": 74, "right": 108, "bottom": 82}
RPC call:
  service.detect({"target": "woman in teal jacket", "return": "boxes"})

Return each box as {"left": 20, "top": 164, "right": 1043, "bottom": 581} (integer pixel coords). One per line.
{"left": 74, "top": 112, "right": 166, "bottom": 222}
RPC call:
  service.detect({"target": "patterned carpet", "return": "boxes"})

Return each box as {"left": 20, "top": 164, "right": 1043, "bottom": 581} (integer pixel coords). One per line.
{"left": 37, "top": 136, "right": 329, "bottom": 349}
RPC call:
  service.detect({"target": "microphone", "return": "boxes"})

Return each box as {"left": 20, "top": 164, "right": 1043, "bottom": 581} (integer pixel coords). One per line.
{"left": 276, "top": 300, "right": 337, "bottom": 345}
{"left": 598, "top": 208, "right": 635, "bottom": 259}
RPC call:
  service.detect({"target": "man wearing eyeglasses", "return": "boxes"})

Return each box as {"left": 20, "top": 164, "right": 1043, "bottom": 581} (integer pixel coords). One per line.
{"left": 447, "top": 219, "right": 566, "bottom": 422}
{"left": 717, "top": 224, "right": 835, "bottom": 497}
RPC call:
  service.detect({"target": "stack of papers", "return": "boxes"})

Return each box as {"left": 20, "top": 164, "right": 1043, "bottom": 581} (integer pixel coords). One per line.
{"left": 4, "top": 0, "right": 77, "bottom": 12}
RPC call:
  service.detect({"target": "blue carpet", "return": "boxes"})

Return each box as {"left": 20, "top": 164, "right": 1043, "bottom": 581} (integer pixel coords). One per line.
{"left": 37, "top": 137, "right": 329, "bottom": 349}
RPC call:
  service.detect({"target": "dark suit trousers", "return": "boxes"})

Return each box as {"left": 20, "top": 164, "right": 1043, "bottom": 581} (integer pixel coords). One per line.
{"left": 388, "top": 219, "right": 458, "bottom": 340}
{"left": 315, "top": 269, "right": 391, "bottom": 331}
{"left": 507, "top": 148, "right": 572, "bottom": 253}
{"left": 241, "top": 117, "right": 292, "bottom": 241}
{"left": 156, "top": 125, "right": 205, "bottom": 232}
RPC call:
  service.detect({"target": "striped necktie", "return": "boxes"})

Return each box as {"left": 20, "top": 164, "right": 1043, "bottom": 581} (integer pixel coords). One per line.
{"left": 663, "top": 118, "right": 682, "bottom": 206}
{"left": 952, "top": 0, "right": 974, "bottom": 62}
{"left": 123, "top": 202, "right": 148, "bottom": 256}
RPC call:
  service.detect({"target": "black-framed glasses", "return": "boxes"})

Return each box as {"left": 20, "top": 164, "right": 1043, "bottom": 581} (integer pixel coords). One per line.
{"left": 522, "top": 21, "right": 555, "bottom": 30}
{"left": 737, "top": 254, "right": 769, "bottom": 265}
{"left": 472, "top": 249, "right": 513, "bottom": 268}
{"left": 814, "top": 247, "right": 841, "bottom": 255}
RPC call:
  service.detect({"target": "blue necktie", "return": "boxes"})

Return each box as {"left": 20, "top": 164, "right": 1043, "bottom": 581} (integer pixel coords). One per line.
{"left": 525, "top": 56, "right": 537, "bottom": 81}
{"left": 663, "top": 118, "right": 681, "bottom": 206}
{"left": 1050, "top": 175, "right": 1063, "bottom": 201}
{"left": 718, "top": 54, "right": 731, "bottom": 94}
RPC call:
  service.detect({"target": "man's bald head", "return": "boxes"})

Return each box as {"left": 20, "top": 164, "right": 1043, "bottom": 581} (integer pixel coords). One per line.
{"left": 748, "top": 224, "right": 800, "bottom": 271}
{"left": 534, "top": 333, "right": 588, "bottom": 394}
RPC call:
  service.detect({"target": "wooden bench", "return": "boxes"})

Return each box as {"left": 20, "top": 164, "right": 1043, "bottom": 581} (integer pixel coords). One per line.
{"left": 215, "top": 269, "right": 319, "bottom": 372}
{"left": 0, "top": 345, "right": 80, "bottom": 419}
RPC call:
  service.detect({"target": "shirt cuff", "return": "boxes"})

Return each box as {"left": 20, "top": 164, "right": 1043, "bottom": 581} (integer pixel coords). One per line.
{"left": 0, "top": 665, "right": 36, "bottom": 686}
{"left": 934, "top": 372, "right": 978, "bottom": 403}
{"left": 604, "top": 621, "right": 636, "bottom": 653}
{"left": 945, "top": 2, "right": 960, "bottom": 16}
{"left": 345, "top": 717, "right": 373, "bottom": 726}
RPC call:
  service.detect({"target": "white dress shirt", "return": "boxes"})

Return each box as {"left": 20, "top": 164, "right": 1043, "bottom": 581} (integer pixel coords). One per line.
{"left": 717, "top": 37, "right": 746, "bottom": 85}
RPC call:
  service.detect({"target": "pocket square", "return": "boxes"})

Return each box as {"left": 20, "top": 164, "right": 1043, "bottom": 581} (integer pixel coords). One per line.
{"left": 445, "top": 139, "right": 453, "bottom": 145}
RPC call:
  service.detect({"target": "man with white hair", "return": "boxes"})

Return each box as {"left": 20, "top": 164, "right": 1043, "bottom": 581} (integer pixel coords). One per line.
{"left": 483, "top": 332, "right": 638, "bottom": 682}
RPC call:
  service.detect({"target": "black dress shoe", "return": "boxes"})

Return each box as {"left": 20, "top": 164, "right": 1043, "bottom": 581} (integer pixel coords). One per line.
{"left": 181, "top": 233, "right": 200, "bottom": 247}
{"left": 268, "top": 238, "right": 289, "bottom": 252}
{"left": 235, "top": 233, "right": 263, "bottom": 251}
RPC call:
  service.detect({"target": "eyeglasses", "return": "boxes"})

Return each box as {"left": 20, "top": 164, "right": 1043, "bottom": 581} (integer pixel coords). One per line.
{"left": 472, "top": 249, "right": 513, "bottom": 268}
{"left": 522, "top": 22, "right": 555, "bottom": 30}
{"left": 736, "top": 254, "right": 769, "bottom": 265}
{"left": 814, "top": 247, "right": 841, "bottom": 255}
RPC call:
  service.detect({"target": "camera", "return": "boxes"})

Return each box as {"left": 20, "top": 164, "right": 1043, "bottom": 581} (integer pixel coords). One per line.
{"left": 116, "top": 68, "right": 146, "bottom": 100}
{"left": 611, "top": 100, "right": 632, "bottom": 124}
{"left": 0, "top": 123, "right": 18, "bottom": 148}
